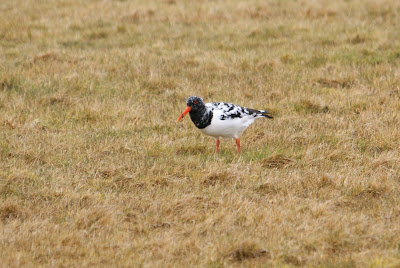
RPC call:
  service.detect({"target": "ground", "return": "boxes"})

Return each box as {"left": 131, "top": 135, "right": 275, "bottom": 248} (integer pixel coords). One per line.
{"left": 1, "top": 0, "right": 400, "bottom": 266}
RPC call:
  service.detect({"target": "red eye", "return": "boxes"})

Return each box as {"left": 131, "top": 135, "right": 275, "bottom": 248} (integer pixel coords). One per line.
{"left": 194, "top": 101, "right": 198, "bottom": 104}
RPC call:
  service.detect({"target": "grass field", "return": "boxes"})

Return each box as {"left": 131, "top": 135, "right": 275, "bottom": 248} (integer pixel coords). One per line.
{"left": 1, "top": 0, "right": 400, "bottom": 266}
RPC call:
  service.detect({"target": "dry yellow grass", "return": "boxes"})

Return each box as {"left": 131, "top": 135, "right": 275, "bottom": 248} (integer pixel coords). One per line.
{"left": 1, "top": 0, "right": 400, "bottom": 266}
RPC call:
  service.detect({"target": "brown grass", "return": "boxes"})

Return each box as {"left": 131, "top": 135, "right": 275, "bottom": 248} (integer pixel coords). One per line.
{"left": 1, "top": 0, "right": 400, "bottom": 266}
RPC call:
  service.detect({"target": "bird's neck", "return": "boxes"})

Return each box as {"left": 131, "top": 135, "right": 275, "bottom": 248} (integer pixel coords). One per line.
{"left": 189, "top": 106, "right": 213, "bottom": 129}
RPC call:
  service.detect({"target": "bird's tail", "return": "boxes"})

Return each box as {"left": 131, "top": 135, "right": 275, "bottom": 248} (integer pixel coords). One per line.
{"left": 246, "top": 108, "right": 274, "bottom": 119}
{"left": 260, "top": 110, "right": 273, "bottom": 119}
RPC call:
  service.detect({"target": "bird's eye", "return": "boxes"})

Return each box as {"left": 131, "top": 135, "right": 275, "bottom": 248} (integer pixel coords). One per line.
{"left": 194, "top": 101, "right": 198, "bottom": 104}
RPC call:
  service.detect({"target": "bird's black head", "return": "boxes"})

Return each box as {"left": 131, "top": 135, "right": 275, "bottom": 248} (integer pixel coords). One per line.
{"left": 186, "top": 96, "right": 205, "bottom": 112}
{"left": 177, "top": 96, "right": 207, "bottom": 122}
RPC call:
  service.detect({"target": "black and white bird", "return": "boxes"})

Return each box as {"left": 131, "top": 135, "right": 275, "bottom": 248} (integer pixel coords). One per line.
{"left": 177, "top": 96, "right": 273, "bottom": 153}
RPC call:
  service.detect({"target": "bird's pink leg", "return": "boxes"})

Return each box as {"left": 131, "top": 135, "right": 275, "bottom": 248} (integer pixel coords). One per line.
{"left": 215, "top": 139, "right": 220, "bottom": 154}
{"left": 235, "top": 138, "right": 241, "bottom": 153}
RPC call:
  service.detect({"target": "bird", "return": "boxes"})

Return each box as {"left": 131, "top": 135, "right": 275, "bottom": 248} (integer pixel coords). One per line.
{"left": 177, "top": 96, "right": 273, "bottom": 153}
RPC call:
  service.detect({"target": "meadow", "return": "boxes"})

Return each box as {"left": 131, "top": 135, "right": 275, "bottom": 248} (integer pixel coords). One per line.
{"left": 1, "top": 0, "right": 400, "bottom": 266}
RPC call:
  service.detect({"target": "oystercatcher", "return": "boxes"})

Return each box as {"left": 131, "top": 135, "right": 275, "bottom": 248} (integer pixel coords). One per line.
{"left": 177, "top": 96, "right": 273, "bottom": 153}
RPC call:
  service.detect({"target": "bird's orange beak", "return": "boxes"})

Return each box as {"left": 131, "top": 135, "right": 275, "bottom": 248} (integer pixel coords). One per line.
{"left": 177, "top": 106, "right": 191, "bottom": 122}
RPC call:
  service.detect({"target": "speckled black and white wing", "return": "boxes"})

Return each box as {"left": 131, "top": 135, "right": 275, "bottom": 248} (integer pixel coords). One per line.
{"left": 210, "top": 102, "right": 273, "bottom": 120}
{"left": 198, "top": 102, "right": 272, "bottom": 139}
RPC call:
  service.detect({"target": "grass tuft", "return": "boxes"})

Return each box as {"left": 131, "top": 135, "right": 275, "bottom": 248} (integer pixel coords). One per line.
{"left": 0, "top": 201, "right": 26, "bottom": 222}
{"left": 260, "top": 154, "right": 295, "bottom": 168}
{"left": 224, "top": 242, "right": 270, "bottom": 262}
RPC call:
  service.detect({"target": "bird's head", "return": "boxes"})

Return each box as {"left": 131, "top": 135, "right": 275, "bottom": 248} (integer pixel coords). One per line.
{"left": 177, "top": 96, "right": 205, "bottom": 122}
{"left": 186, "top": 96, "right": 205, "bottom": 111}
